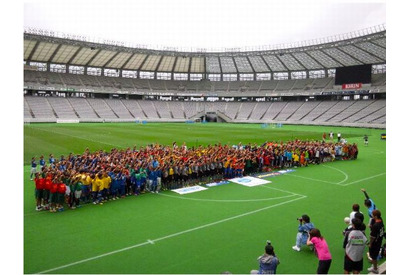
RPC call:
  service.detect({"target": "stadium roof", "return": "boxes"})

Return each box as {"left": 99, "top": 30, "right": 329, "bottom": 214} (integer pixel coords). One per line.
{"left": 24, "top": 25, "right": 386, "bottom": 75}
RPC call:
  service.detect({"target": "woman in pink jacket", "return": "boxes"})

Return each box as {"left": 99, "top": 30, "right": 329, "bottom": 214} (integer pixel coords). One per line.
{"left": 307, "top": 228, "right": 332, "bottom": 274}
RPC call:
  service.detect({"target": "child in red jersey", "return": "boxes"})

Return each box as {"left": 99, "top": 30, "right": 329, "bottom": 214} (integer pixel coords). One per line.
{"left": 49, "top": 176, "right": 59, "bottom": 213}
{"left": 43, "top": 173, "right": 53, "bottom": 210}
{"left": 34, "top": 173, "right": 44, "bottom": 211}
{"left": 56, "top": 180, "right": 67, "bottom": 212}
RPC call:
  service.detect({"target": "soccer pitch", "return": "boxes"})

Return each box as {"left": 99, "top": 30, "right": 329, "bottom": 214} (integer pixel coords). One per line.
{"left": 23, "top": 123, "right": 386, "bottom": 274}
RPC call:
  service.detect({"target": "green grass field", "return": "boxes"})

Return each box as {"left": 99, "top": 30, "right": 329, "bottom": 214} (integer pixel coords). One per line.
{"left": 24, "top": 122, "right": 386, "bottom": 274}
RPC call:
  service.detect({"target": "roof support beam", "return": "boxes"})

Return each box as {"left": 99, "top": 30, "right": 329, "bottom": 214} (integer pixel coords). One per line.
{"left": 47, "top": 44, "right": 63, "bottom": 63}
{"left": 85, "top": 49, "right": 102, "bottom": 67}
{"left": 26, "top": 40, "right": 41, "bottom": 63}
{"left": 102, "top": 51, "right": 121, "bottom": 68}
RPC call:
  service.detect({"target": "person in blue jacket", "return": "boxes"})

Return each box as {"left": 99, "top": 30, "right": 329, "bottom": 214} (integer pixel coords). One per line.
{"left": 292, "top": 214, "right": 315, "bottom": 252}
{"left": 361, "top": 188, "right": 377, "bottom": 226}
{"left": 251, "top": 241, "right": 280, "bottom": 274}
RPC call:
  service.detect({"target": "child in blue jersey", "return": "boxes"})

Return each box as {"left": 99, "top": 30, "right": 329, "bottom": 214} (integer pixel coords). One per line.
{"left": 119, "top": 169, "right": 127, "bottom": 198}
{"left": 155, "top": 168, "right": 162, "bottom": 193}
{"left": 109, "top": 170, "right": 119, "bottom": 200}
{"left": 361, "top": 188, "right": 377, "bottom": 225}
{"left": 30, "top": 157, "right": 37, "bottom": 180}
{"left": 148, "top": 168, "right": 158, "bottom": 192}
{"left": 39, "top": 155, "right": 46, "bottom": 170}
{"left": 49, "top": 154, "right": 56, "bottom": 168}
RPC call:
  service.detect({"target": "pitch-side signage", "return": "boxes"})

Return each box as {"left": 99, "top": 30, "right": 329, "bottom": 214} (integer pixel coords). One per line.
{"left": 342, "top": 83, "right": 362, "bottom": 89}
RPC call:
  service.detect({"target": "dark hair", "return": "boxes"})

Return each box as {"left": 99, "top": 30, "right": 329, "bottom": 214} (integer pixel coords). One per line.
{"left": 364, "top": 199, "right": 372, "bottom": 207}
{"left": 309, "top": 228, "right": 322, "bottom": 239}
{"left": 372, "top": 209, "right": 381, "bottom": 219}
{"left": 352, "top": 203, "right": 360, "bottom": 211}
{"left": 354, "top": 212, "right": 365, "bottom": 223}
{"left": 302, "top": 214, "right": 310, "bottom": 223}
{"left": 265, "top": 244, "right": 274, "bottom": 256}
{"left": 351, "top": 218, "right": 362, "bottom": 229}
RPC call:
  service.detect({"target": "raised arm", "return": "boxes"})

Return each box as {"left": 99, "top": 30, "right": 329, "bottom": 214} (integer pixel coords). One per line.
{"left": 361, "top": 188, "right": 370, "bottom": 200}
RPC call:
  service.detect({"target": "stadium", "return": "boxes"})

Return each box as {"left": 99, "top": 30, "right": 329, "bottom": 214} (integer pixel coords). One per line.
{"left": 23, "top": 3, "right": 387, "bottom": 275}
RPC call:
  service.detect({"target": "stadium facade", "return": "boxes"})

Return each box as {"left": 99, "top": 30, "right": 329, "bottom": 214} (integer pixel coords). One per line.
{"left": 23, "top": 25, "right": 386, "bottom": 128}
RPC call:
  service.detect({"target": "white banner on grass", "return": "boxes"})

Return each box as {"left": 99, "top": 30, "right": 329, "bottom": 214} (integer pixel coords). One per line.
{"left": 229, "top": 176, "right": 271, "bottom": 187}
{"left": 171, "top": 185, "right": 208, "bottom": 195}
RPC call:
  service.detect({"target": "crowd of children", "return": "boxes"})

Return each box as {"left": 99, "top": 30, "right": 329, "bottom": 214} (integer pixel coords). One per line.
{"left": 30, "top": 139, "right": 359, "bottom": 212}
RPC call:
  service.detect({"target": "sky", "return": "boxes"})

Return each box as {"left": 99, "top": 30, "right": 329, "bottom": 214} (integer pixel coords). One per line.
{"left": 24, "top": 0, "right": 386, "bottom": 51}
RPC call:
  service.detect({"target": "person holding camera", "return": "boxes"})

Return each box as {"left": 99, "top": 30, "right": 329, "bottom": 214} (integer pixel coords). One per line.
{"left": 251, "top": 241, "right": 280, "bottom": 274}
{"left": 307, "top": 228, "right": 332, "bottom": 274}
{"left": 292, "top": 214, "right": 315, "bottom": 252}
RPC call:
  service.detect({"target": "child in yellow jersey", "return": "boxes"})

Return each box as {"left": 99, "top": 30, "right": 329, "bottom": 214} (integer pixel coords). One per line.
{"left": 101, "top": 172, "right": 111, "bottom": 201}
{"left": 81, "top": 173, "right": 91, "bottom": 203}
{"left": 91, "top": 174, "right": 103, "bottom": 205}
{"left": 292, "top": 153, "right": 300, "bottom": 167}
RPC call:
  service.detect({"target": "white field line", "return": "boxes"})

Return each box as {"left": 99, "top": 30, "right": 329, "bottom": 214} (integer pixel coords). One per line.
{"left": 283, "top": 173, "right": 337, "bottom": 185}
{"left": 340, "top": 172, "right": 386, "bottom": 186}
{"left": 322, "top": 165, "right": 349, "bottom": 185}
{"left": 36, "top": 195, "right": 306, "bottom": 274}
{"left": 282, "top": 165, "right": 384, "bottom": 187}
{"left": 260, "top": 184, "right": 306, "bottom": 197}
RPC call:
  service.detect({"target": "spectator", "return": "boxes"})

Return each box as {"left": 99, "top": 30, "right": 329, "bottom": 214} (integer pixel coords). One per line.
{"left": 367, "top": 210, "right": 385, "bottom": 274}
{"left": 307, "top": 228, "right": 332, "bottom": 274}
{"left": 292, "top": 214, "right": 315, "bottom": 252}
{"left": 251, "top": 241, "right": 280, "bottom": 274}
{"left": 343, "top": 218, "right": 368, "bottom": 274}
{"left": 361, "top": 188, "right": 377, "bottom": 225}
{"left": 349, "top": 204, "right": 362, "bottom": 226}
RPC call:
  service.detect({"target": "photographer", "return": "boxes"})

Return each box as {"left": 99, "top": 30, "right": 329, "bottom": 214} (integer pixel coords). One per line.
{"left": 251, "top": 241, "right": 280, "bottom": 274}
{"left": 292, "top": 214, "right": 315, "bottom": 252}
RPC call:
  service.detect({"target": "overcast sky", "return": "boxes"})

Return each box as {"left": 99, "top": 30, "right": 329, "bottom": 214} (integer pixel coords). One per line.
{"left": 24, "top": 0, "right": 386, "bottom": 50}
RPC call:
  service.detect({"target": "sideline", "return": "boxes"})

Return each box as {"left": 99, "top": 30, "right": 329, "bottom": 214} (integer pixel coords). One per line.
{"left": 35, "top": 195, "right": 306, "bottom": 274}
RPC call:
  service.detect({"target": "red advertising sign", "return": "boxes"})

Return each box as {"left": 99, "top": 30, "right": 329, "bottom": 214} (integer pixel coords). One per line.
{"left": 342, "top": 83, "right": 362, "bottom": 89}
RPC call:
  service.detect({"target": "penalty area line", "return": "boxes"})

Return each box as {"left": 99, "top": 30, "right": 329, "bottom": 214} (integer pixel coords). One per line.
{"left": 36, "top": 195, "right": 306, "bottom": 274}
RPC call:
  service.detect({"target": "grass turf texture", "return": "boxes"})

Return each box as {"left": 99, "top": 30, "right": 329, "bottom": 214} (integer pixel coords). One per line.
{"left": 24, "top": 123, "right": 386, "bottom": 274}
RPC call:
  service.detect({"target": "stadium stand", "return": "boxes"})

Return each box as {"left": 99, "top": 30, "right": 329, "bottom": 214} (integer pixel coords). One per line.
{"left": 66, "top": 98, "right": 99, "bottom": 120}
{"left": 168, "top": 101, "right": 185, "bottom": 119}
{"left": 314, "top": 101, "right": 356, "bottom": 123}
{"left": 120, "top": 99, "right": 147, "bottom": 120}
{"left": 299, "top": 101, "right": 338, "bottom": 122}
{"left": 23, "top": 25, "right": 386, "bottom": 128}
{"left": 25, "top": 96, "right": 56, "bottom": 120}
{"left": 248, "top": 102, "right": 271, "bottom": 121}
{"left": 104, "top": 99, "right": 134, "bottom": 119}
{"left": 47, "top": 97, "right": 78, "bottom": 119}
{"left": 287, "top": 101, "right": 322, "bottom": 121}
{"left": 23, "top": 95, "right": 386, "bottom": 127}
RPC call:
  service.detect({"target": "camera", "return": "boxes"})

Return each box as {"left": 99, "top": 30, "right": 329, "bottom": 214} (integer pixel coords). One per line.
{"left": 297, "top": 217, "right": 303, "bottom": 222}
